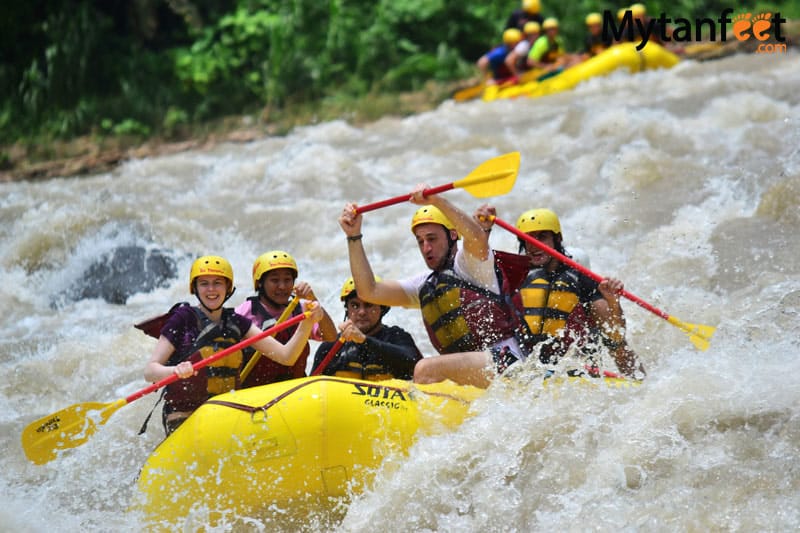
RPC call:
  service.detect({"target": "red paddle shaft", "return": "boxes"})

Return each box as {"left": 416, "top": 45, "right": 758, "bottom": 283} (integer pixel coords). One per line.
{"left": 492, "top": 216, "right": 671, "bottom": 321}
{"left": 311, "top": 337, "right": 345, "bottom": 376}
{"left": 127, "top": 311, "right": 310, "bottom": 404}
{"left": 356, "top": 184, "right": 455, "bottom": 214}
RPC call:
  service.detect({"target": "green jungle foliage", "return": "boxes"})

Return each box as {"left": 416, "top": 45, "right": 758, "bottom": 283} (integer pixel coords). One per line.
{"left": 1, "top": 0, "right": 796, "bottom": 143}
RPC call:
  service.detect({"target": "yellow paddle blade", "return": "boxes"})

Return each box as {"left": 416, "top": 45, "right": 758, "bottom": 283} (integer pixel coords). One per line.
{"left": 668, "top": 316, "right": 716, "bottom": 351}
{"left": 453, "top": 152, "right": 520, "bottom": 198}
{"left": 21, "top": 399, "right": 126, "bottom": 465}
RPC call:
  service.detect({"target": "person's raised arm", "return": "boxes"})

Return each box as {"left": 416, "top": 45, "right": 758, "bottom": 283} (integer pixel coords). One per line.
{"left": 339, "top": 202, "right": 414, "bottom": 306}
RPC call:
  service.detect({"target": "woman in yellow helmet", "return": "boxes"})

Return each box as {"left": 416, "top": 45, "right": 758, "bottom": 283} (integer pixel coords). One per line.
{"left": 310, "top": 276, "right": 422, "bottom": 380}
{"left": 143, "top": 255, "right": 323, "bottom": 434}
{"left": 234, "top": 250, "right": 337, "bottom": 388}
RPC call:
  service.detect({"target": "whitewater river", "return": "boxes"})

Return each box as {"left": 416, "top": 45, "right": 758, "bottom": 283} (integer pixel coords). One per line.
{"left": 2, "top": 50, "right": 799, "bottom": 532}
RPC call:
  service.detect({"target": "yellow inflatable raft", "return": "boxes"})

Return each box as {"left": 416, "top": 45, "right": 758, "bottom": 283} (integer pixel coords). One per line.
{"left": 133, "top": 374, "right": 636, "bottom": 527}
{"left": 483, "top": 42, "right": 679, "bottom": 101}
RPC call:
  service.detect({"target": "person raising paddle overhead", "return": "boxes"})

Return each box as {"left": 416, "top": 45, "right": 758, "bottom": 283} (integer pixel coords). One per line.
{"left": 143, "top": 255, "right": 322, "bottom": 435}
{"left": 311, "top": 276, "right": 422, "bottom": 380}
{"left": 339, "top": 186, "right": 528, "bottom": 388}
{"left": 235, "top": 250, "right": 336, "bottom": 388}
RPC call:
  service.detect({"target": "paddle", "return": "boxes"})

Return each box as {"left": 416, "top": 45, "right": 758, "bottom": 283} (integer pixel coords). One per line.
{"left": 238, "top": 295, "right": 301, "bottom": 382}
{"left": 454, "top": 68, "right": 546, "bottom": 102}
{"left": 355, "top": 152, "right": 520, "bottom": 214}
{"left": 310, "top": 336, "right": 345, "bottom": 376}
{"left": 491, "top": 216, "right": 715, "bottom": 351}
{"left": 453, "top": 78, "right": 490, "bottom": 102}
{"left": 21, "top": 310, "right": 313, "bottom": 465}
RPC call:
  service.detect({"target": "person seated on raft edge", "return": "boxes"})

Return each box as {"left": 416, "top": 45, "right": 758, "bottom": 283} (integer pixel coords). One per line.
{"left": 477, "top": 28, "right": 525, "bottom": 85}
{"left": 235, "top": 250, "right": 337, "bottom": 389}
{"left": 143, "top": 255, "right": 323, "bottom": 435}
{"left": 310, "top": 276, "right": 423, "bottom": 381}
{"left": 477, "top": 206, "right": 646, "bottom": 379}
{"left": 505, "top": 0, "right": 544, "bottom": 32}
{"left": 339, "top": 185, "right": 531, "bottom": 389}
{"left": 504, "top": 21, "right": 541, "bottom": 80}
{"left": 527, "top": 17, "right": 582, "bottom": 74}
{"left": 582, "top": 12, "right": 614, "bottom": 60}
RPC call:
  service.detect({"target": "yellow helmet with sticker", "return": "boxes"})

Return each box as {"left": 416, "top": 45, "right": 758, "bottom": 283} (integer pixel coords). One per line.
{"left": 189, "top": 255, "right": 234, "bottom": 296}
{"left": 515, "top": 208, "right": 561, "bottom": 235}
{"left": 410, "top": 205, "right": 459, "bottom": 238}
{"left": 252, "top": 250, "right": 298, "bottom": 290}
{"left": 340, "top": 275, "right": 382, "bottom": 301}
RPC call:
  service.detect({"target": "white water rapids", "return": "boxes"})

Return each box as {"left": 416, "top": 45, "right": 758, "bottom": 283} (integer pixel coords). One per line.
{"left": 2, "top": 51, "right": 799, "bottom": 531}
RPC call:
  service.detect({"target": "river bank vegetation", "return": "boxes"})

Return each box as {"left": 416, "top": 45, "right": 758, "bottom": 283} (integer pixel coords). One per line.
{"left": 1, "top": 0, "right": 795, "bottom": 180}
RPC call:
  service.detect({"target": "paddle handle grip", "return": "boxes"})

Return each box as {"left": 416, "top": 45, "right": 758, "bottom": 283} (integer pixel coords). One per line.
{"left": 492, "top": 216, "right": 672, "bottom": 321}
{"left": 126, "top": 311, "right": 311, "bottom": 404}
{"left": 311, "top": 337, "right": 345, "bottom": 376}
{"left": 355, "top": 183, "right": 455, "bottom": 214}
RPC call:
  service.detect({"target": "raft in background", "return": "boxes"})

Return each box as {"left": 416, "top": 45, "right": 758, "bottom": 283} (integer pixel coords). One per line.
{"left": 481, "top": 42, "right": 680, "bottom": 102}
{"left": 132, "top": 374, "right": 637, "bottom": 527}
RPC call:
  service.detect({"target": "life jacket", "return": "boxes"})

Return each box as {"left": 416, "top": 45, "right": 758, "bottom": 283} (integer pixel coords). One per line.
{"left": 418, "top": 250, "right": 529, "bottom": 354}
{"left": 585, "top": 34, "right": 611, "bottom": 57}
{"left": 163, "top": 307, "right": 245, "bottom": 413}
{"left": 514, "top": 266, "right": 597, "bottom": 363}
{"left": 329, "top": 344, "right": 394, "bottom": 382}
{"left": 535, "top": 37, "right": 563, "bottom": 64}
{"left": 239, "top": 296, "right": 309, "bottom": 388}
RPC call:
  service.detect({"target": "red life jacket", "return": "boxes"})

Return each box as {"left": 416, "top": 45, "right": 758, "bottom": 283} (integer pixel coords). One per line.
{"left": 239, "top": 296, "right": 309, "bottom": 388}
{"left": 418, "top": 250, "right": 529, "bottom": 354}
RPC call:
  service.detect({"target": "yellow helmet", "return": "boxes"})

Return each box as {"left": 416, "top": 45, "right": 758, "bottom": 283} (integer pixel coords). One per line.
{"left": 252, "top": 250, "right": 298, "bottom": 290}
{"left": 189, "top": 255, "right": 234, "bottom": 296}
{"left": 502, "top": 28, "right": 523, "bottom": 47}
{"left": 630, "top": 3, "right": 646, "bottom": 17}
{"left": 585, "top": 12, "right": 602, "bottom": 26}
{"left": 523, "top": 21, "right": 541, "bottom": 35}
{"left": 515, "top": 208, "right": 561, "bottom": 235}
{"left": 340, "top": 275, "right": 382, "bottom": 301}
{"left": 542, "top": 17, "right": 559, "bottom": 30}
{"left": 522, "top": 0, "right": 540, "bottom": 14}
{"left": 410, "top": 205, "right": 459, "bottom": 238}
